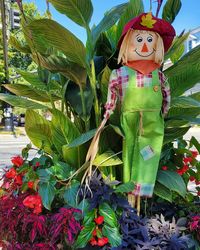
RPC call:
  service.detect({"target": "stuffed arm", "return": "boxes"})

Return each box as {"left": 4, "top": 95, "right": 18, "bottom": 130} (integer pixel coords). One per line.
{"left": 159, "top": 71, "right": 171, "bottom": 116}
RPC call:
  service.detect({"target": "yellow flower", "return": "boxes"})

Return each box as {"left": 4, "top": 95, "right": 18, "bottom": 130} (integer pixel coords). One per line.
{"left": 140, "top": 13, "right": 157, "bottom": 28}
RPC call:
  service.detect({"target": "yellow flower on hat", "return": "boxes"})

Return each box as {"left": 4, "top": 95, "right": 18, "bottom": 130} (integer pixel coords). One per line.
{"left": 140, "top": 13, "right": 157, "bottom": 28}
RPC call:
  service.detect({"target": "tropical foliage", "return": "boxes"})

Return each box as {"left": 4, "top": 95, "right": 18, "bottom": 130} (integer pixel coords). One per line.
{"left": 0, "top": 0, "right": 200, "bottom": 248}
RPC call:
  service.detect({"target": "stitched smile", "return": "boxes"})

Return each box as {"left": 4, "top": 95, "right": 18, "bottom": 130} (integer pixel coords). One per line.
{"left": 135, "top": 49, "right": 156, "bottom": 57}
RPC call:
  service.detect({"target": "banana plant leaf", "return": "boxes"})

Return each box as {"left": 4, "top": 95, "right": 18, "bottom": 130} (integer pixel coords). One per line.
{"left": 165, "top": 45, "right": 200, "bottom": 97}
{"left": 162, "top": 0, "right": 182, "bottom": 23}
{"left": 3, "top": 84, "right": 60, "bottom": 102}
{"left": 28, "top": 19, "right": 87, "bottom": 68}
{"left": 48, "top": 0, "right": 93, "bottom": 28}
{"left": 91, "top": 3, "right": 128, "bottom": 45}
{"left": 25, "top": 110, "right": 53, "bottom": 154}
{"left": 0, "top": 93, "right": 48, "bottom": 109}
{"left": 32, "top": 53, "right": 87, "bottom": 86}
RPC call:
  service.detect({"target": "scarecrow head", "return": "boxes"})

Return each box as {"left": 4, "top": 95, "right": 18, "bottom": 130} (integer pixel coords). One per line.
{"left": 118, "top": 13, "right": 176, "bottom": 67}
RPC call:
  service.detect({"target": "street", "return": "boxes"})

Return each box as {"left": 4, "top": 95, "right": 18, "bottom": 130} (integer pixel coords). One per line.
{"left": 0, "top": 134, "right": 35, "bottom": 175}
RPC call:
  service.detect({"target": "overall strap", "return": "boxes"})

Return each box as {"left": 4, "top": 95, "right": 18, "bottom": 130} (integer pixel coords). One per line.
{"left": 152, "top": 69, "right": 160, "bottom": 86}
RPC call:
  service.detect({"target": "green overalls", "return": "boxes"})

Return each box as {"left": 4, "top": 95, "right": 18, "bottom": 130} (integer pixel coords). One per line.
{"left": 121, "top": 66, "right": 164, "bottom": 197}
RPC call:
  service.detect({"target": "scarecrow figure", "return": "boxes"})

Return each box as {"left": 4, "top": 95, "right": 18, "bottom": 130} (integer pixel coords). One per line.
{"left": 86, "top": 12, "right": 175, "bottom": 210}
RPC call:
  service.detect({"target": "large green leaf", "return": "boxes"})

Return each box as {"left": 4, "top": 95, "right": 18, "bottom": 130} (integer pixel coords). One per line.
{"left": 93, "top": 150, "right": 122, "bottom": 167}
{"left": 62, "top": 144, "right": 87, "bottom": 169}
{"left": 48, "top": 0, "right": 93, "bottom": 27}
{"left": 102, "top": 225, "right": 121, "bottom": 247}
{"left": 190, "top": 136, "right": 200, "bottom": 153}
{"left": 165, "top": 45, "right": 200, "bottom": 97}
{"left": 17, "top": 70, "right": 47, "bottom": 90}
{"left": 115, "top": 181, "right": 135, "bottom": 193}
{"left": 48, "top": 161, "right": 73, "bottom": 181}
{"left": 21, "top": 16, "right": 49, "bottom": 54}
{"left": 65, "top": 82, "right": 94, "bottom": 117}
{"left": 51, "top": 109, "right": 80, "bottom": 152}
{"left": 38, "top": 181, "right": 56, "bottom": 210}
{"left": 154, "top": 182, "right": 172, "bottom": 202}
{"left": 9, "top": 35, "right": 31, "bottom": 53}
{"left": 4, "top": 84, "right": 59, "bottom": 102}
{"left": 171, "top": 96, "right": 200, "bottom": 109}
{"left": 162, "top": 0, "right": 181, "bottom": 23}
{"left": 168, "top": 107, "right": 200, "bottom": 119}
{"left": 0, "top": 93, "right": 48, "bottom": 109}
{"left": 164, "top": 127, "right": 190, "bottom": 144}
{"left": 116, "top": 0, "right": 144, "bottom": 44}
{"left": 99, "top": 203, "right": 118, "bottom": 228}
{"left": 32, "top": 53, "right": 87, "bottom": 86}
{"left": 157, "top": 170, "right": 187, "bottom": 198}
{"left": 74, "top": 223, "right": 95, "bottom": 248}
{"left": 165, "top": 32, "right": 189, "bottom": 61}
{"left": 92, "top": 3, "right": 128, "bottom": 45}
{"left": 28, "top": 19, "right": 86, "bottom": 68}
{"left": 63, "top": 181, "right": 80, "bottom": 207}
{"left": 25, "top": 110, "right": 53, "bottom": 153}
{"left": 67, "top": 129, "right": 97, "bottom": 148}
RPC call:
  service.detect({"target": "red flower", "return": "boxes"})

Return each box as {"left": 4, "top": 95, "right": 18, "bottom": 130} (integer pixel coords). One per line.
{"left": 198, "top": 191, "right": 200, "bottom": 196}
{"left": 182, "top": 165, "right": 189, "bottom": 172}
{"left": 35, "top": 162, "right": 40, "bottom": 167}
{"left": 176, "top": 169, "right": 184, "bottom": 175}
{"left": 5, "top": 167, "right": 17, "bottom": 179}
{"left": 94, "top": 216, "right": 104, "bottom": 225}
{"left": 191, "top": 150, "right": 198, "bottom": 158}
{"left": 11, "top": 156, "right": 24, "bottom": 167}
{"left": 97, "top": 237, "right": 109, "bottom": 246}
{"left": 28, "top": 181, "right": 34, "bottom": 189}
{"left": 162, "top": 166, "right": 168, "bottom": 171}
{"left": 23, "top": 194, "right": 42, "bottom": 214}
{"left": 195, "top": 180, "right": 200, "bottom": 185}
{"left": 183, "top": 157, "right": 192, "bottom": 164}
{"left": 176, "top": 165, "right": 189, "bottom": 175}
{"left": 15, "top": 175, "right": 23, "bottom": 185}
{"left": 90, "top": 237, "right": 97, "bottom": 246}
{"left": 189, "top": 176, "right": 196, "bottom": 182}
{"left": 92, "top": 229, "right": 97, "bottom": 236}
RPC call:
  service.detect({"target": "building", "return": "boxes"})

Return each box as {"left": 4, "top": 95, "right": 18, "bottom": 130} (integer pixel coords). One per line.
{"left": 184, "top": 26, "right": 200, "bottom": 95}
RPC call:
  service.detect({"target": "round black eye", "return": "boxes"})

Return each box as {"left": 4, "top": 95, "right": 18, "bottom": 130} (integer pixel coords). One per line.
{"left": 136, "top": 37, "right": 143, "bottom": 43}
{"left": 147, "top": 36, "right": 153, "bottom": 42}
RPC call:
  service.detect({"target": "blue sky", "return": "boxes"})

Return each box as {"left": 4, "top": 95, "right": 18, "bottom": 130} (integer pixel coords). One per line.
{"left": 25, "top": 0, "right": 200, "bottom": 44}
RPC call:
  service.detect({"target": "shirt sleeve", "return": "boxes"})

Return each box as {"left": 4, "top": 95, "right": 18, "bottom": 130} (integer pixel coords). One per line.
{"left": 104, "top": 69, "right": 118, "bottom": 120}
{"left": 159, "top": 71, "right": 171, "bottom": 115}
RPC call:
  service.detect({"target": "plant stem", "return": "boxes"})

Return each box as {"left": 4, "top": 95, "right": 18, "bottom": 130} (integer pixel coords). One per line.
{"left": 79, "top": 85, "right": 90, "bottom": 131}
{"left": 89, "top": 60, "right": 100, "bottom": 127}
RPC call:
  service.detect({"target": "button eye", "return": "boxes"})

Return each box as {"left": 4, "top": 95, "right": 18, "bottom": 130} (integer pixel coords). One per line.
{"left": 136, "top": 36, "right": 143, "bottom": 43}
{"left": 147, "top": 36, "right": 153, "bottom": 43}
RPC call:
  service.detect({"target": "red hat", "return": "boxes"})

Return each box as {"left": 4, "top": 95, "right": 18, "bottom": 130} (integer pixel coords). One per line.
{"left": 118, "top": 12, "right": 176, "bottom": 52}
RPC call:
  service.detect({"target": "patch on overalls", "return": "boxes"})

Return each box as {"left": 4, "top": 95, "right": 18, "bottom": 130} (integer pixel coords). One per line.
{"left": 140, "top": 145, "right": 155, "bottom": 160}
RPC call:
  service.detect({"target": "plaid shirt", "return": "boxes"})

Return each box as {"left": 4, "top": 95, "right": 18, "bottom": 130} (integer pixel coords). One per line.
{"left": 104, "top": 67, "right": 170, "bottom": 119}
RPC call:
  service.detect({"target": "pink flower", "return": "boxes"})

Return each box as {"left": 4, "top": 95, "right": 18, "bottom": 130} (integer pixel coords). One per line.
{"left": 11, "top": 156, "right": 24, "bottom": 167}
